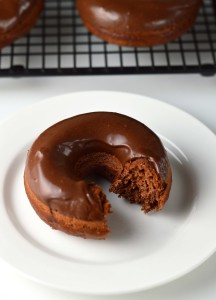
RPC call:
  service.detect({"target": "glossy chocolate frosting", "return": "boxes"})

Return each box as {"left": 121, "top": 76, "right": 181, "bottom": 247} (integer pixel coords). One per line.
{"left": 0, "top": 0, "right": 34, "bottom": 32}
{"left": 78, "top": 0, "right": 202, "bottom": 31}
{"left": 25, "top": 112, "right": 169, "bottom": 221}
{"left": 77, "top": 0, "right": 202, "bottom": 46}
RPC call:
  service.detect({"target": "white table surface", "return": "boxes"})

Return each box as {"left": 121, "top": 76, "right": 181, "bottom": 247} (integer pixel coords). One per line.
{"left": 0, "top": 74, "right": 216, "bottom": 299}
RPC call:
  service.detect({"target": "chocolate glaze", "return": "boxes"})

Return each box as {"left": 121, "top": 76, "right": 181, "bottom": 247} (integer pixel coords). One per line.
{"left": 77, "top": 0, "right": 203, "bottom": 46}
{"left": 25, "top": 112, "right": 169, "bottom": 221}
{"left": 0, "top": 0, "right": 34, "bottom": 32}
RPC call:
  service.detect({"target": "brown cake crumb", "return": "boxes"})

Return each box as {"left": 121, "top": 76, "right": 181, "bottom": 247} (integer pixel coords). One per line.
{"left": 110, "top": 158, "right": 167, "bottom": 213}
{"left": 75, "top": 153, "right": 169, "bottom": 214}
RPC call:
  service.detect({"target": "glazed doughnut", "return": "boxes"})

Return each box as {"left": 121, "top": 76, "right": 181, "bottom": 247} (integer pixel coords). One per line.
{"left": 0, "top": 0, "right": 44, "bottom": 49}
{"left": 24, "top": 112, "right": 172, "bottom": 239}
{"left": 76, "top": 0, "right": 203, "bottom": 47}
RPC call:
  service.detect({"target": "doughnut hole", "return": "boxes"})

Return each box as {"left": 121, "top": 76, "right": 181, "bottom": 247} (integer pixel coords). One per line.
{"left": 74, "top": 152, "right": 123, "bottom": 181}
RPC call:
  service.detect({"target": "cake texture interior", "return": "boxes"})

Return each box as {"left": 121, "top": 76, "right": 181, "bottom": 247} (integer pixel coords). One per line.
{"left": 75, "top": 153, "right": 167, "bottom": 213}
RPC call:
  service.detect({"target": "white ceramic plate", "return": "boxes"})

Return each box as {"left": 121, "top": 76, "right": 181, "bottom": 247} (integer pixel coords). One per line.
{"left": 0, "top": 91, "right": 216, "bottom": 295}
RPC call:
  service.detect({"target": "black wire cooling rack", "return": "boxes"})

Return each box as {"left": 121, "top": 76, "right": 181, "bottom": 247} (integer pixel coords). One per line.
{"left": 0, "top": 0, "right": 216, "bottom": 77}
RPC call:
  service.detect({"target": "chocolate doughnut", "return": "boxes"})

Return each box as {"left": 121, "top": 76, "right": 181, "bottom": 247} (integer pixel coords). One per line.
{"left": 76, "top": 0, "right": 203, "bottom": 47}
{"left": 24, "top": 112, "right": 172, "bottom": 239}
{"left": 0, "top": 0, "right": 44, "bottom": 48}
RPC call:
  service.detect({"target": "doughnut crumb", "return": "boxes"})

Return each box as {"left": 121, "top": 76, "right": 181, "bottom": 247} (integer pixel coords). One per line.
{"left": 110, "top": 158, "right": 168, "bottom": 213}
